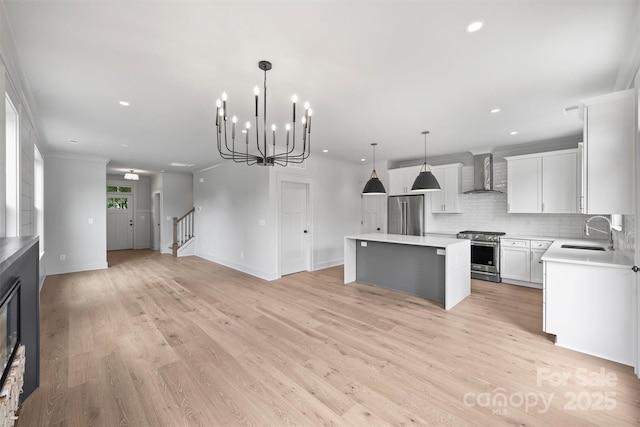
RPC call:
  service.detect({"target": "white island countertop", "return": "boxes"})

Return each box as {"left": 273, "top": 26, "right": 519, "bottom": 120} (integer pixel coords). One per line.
{"left": 541, "top": 239, "right": 633, "bottom": 269}
{"left": 345, "top": 233, "right": 466, "bottom": 248}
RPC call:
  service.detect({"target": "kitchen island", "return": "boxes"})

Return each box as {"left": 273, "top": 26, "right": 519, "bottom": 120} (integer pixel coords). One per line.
{"left": 344, "top": 233, "right": 470, "bottom": 310}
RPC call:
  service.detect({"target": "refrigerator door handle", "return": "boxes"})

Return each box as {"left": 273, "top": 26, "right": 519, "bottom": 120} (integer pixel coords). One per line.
{"left": 401, "top": 202, "right": 407, "bottom": 235}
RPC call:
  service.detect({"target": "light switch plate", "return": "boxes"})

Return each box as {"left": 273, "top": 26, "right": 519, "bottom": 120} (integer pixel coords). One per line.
{"left": 361, "top": 241, "right": 368, "bottom": 247}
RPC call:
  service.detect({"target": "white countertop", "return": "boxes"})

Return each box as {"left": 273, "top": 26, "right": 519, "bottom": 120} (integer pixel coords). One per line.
{"left": 345, "top": 233, "right": 466, "bottom": 248}
{"left": 541, "top": 239, "right": 633, "bottom": 269}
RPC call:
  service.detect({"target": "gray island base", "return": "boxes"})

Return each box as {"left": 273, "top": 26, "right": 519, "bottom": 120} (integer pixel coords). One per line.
{"left": 344, "top": 234, "right": 471, "bottom": 310}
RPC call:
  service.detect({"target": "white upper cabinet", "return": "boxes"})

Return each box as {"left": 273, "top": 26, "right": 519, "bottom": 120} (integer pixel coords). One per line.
{"left": 505, "top": 149, "right": 580, "bottom": 214}
{"left": 506, "top": 156, "right": 542, "bottom": 213}
{"left": 429, "top": 164, "right": 462, "bottom": 213}
{"left": 581, "top": 89, "right": 635, "bottom": 215}
{"left": 388, "top": 166, "right": 422, "bottom": 195}
{"left": 542, "top": 151, "right": 579, "bottom": 213}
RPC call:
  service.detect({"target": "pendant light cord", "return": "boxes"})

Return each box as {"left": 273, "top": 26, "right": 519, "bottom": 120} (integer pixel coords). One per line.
{"left": 421, "top": 131, "right": 430, "bottom": 172}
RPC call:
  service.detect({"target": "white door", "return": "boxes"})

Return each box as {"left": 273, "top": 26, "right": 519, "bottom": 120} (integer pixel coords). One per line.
{"left": 281, "top": 182, "right": 309, "bottom": 275}
{"left": 362, "top": 194, "right": 386, "bottom": 233}
{"left": 107, "top": 194, "right": 134, "bottom": 250}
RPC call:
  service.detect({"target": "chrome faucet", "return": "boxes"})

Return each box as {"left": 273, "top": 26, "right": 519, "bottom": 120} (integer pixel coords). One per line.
{"left": 585, "top": 215, "right": 614, "bottom": 250}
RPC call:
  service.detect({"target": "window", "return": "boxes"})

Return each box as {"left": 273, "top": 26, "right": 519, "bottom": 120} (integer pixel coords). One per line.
{"left": 107, "top": 197, "right": 129, "bottom": 210}
{"left": 34, "top": 146, "right": 44, "bottom": 255}
{"left": 5, "top": 94, "right": 19, "bottom": 237}
{"left": 106, "top": 185, "right": 132, "bottom": 193}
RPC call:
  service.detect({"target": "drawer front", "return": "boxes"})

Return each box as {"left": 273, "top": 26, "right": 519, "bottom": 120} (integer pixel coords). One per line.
{"left": 531, "top": 240, "right": 552, "bottom": 249}
{"left": 501, "top": 239, "right": 530, "bottom": 248}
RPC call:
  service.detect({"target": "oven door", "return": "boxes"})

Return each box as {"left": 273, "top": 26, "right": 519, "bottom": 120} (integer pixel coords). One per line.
{"left": 470, "top": 241, "right": 499, "bottom": 274}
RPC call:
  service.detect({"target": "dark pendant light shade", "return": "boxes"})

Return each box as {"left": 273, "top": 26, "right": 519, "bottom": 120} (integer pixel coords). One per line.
{"left": 363, "top": 174, "right": 386, "bottom": 194}
{"left": 363, "top": 143, "right": 386, "bottom": 195}
{"left": 411, "top": 170, "right": 440, "bottom": 192}
{"left": 411, "top": 131, "right": 441, "bottom": 192}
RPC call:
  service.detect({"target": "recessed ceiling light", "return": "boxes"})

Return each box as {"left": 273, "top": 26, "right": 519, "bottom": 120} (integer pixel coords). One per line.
{"left": 510, "top": 131, "right": 519, "bottom": 135}
{"left": 323, "top": 149, "right": 328, "bottom": 153}
{"left": 119, "top": 101, "right": 130, "bottom": 106}
{"left": 69, "top": 140, "right": 78, "bottom": 144}
{"left": 121, "top": 143, "right": 129, "bottom": 147}
{"left": 360, "top": 158, "right": 366, "bottom": 162}
{"left": 169, "top": 162, "right": 195, "bottom": 167}
{"left": 490, "top": 108, "right": 501, "bottom": 114}
{"left": 466, "top": 21, "right": 484, "bottom": 33}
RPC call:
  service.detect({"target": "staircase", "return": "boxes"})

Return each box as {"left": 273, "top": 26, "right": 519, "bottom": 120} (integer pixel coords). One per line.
{"left": 172, "top": 207, "right": 195, "bottom": 257}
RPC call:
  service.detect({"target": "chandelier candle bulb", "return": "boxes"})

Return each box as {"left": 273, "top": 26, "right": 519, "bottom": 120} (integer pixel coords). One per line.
{"left": 221, "top": 92, "right": 227, "bottom": 120}
{"left": 254, "top": 86, "right": 259, "bottom": 117}
{"left": 292, "top": 95, "right": 297, "bottom": 122}
{"left": 272, "top": 124, "right": 276, "bottom": 146}
{"left": 232, "top": 116, "right": 237, "bottom": 139}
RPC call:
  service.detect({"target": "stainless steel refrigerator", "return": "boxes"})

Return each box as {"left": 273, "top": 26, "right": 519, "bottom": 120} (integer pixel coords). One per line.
{"left": 388, "top": 195, "right": 424, "bottom": 236}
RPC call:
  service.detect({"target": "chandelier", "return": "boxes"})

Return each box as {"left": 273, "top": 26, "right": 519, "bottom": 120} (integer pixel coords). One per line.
{"left": 215, "top": 60, "right": 312, "bottom": 166}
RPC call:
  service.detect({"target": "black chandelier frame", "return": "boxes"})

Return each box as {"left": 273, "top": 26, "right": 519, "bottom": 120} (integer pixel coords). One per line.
{"left": 216, "top": 60, "right": 312, "bottom": 167}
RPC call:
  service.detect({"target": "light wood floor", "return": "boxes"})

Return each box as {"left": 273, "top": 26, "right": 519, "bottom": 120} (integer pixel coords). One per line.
{"left": 17, "top": 250, "right": 640, "bottom": 426}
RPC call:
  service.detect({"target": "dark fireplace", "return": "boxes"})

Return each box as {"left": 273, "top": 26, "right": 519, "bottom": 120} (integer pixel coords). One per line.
{"left": 0, "top": 279, "right": 20, "bottom": 388}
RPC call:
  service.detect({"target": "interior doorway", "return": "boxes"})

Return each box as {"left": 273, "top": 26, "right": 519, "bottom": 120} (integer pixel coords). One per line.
{"left": 361, "top": 194, "right": 387, "bottom": 234}
{"left": 280, "top": 181, "right": 310, "bottom": 276}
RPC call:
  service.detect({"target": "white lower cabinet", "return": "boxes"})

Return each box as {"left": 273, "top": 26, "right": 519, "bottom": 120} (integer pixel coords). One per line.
{"left": 544, "top": 261, "right": 634, "bottom": 366}
{"left": 501, "top": 238, "right": 551, "bottom": 288}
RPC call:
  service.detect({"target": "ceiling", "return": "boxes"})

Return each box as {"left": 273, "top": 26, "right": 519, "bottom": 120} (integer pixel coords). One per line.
{"left": 4, "top": 0, "right": 638, "bottom": 177}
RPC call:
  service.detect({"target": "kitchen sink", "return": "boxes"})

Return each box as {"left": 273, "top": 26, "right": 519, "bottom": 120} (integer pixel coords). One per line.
{"left": 560, "top": 244, "right": 606, "bottom": 251}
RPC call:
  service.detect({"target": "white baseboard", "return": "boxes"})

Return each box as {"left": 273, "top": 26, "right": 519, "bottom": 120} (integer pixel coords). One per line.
{"left": 195, "top": 251, "right": 278, "bottom": 281}
{"left": 313, "top": 258, "right": 343, "bottom": 271}
{"left": 46, "top": 262, "right": 108, "bottom": 276}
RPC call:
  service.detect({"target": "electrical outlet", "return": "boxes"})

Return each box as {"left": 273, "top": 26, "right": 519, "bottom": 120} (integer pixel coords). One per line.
{"left": 60, "top": 254, "right": 66, "bottom": 261}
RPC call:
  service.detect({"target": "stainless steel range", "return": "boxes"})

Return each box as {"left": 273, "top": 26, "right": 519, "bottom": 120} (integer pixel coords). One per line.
{"left": 456, "top": 230, "right": 506, "bottom": 282}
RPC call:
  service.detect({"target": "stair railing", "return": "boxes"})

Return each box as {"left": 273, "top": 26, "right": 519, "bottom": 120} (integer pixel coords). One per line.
{"left": 172, "top": 207, "right": 195, "bottom": 257}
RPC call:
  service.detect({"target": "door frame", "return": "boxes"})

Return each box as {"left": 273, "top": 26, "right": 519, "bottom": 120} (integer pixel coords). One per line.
{"left": 276, "top": 173, "right": 313, "bottom": 279}
{"left": 106, "top": 179, "right": 137, "bottom": 250}
{"left": 152, "top": 191, "right": 162, "bottom": 251}
{"left": 106, "top": 192, "right": 134, "bottom": 250}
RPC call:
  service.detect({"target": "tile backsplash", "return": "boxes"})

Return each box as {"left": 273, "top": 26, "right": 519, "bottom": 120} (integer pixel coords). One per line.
{"left": 427, "top": 162, "right": 629, "bottom": 244}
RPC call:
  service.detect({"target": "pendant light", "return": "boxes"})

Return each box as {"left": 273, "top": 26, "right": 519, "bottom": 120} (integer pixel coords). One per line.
{"left": 411, "top": 131, "right": 441, "bottom": 192}
{"left": 362, "top": 143, "right": 386, "bottom": 195}
{"left": 124, "top": 170, "right": 139, "bottom": 181}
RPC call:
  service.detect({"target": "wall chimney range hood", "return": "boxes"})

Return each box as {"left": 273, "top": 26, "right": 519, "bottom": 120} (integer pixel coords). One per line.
{"left": 464, "top": 153, "right": 502, "bottom": 194}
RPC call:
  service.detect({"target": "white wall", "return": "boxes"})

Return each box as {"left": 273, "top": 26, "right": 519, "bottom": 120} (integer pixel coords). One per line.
{"left": 272, "top": 156, "right": 362, "bottom": 271}
{"left": 44, "top": 154, "right": 108, "bottom": 274}
{"left": 152, "top": 172, "right": 193, "bottom": 254}
{"left": 193, "top": 156, "right": 362, "bottom": 280}
{"left": 194, "top": 163, "right": 276, "bottom": 279}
